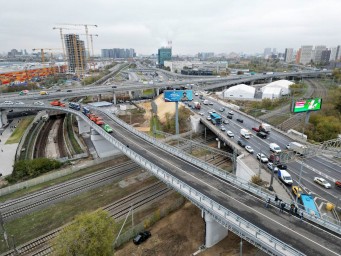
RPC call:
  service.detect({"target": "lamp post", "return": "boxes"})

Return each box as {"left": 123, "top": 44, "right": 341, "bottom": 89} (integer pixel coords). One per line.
{"left": 268, "top": 153, "right": 277, "bottom": 191}
{"left": 296, "top": 159, "right": 304, "bottom": 205}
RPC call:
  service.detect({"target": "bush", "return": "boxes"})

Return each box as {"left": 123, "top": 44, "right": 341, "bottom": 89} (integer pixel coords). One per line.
{"left": 251, "top": 175, "right": 263, "bottom": 185}
{"left": 7, "top": 158, "right": 62, "bottom": 183}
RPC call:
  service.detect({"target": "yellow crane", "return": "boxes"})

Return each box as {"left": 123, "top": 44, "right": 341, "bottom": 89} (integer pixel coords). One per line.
{"left": 59, "top": 24, "right": 98, "bottom": 64}
{"left": 32, "top": 48, "right": 61, "bottom": 64}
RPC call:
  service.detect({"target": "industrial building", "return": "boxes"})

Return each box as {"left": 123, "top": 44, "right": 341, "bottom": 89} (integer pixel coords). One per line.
{"left": 64, "top": 34, "right": 87, "bottom": 74}
{"left": 261, "top": 79, "right": 293, "bottom": 99}
{"left": 262, "top": 87, "right": 282, "bottom": 100}
{"left": 222, "top": 84, "right": 255, "bottom": 99}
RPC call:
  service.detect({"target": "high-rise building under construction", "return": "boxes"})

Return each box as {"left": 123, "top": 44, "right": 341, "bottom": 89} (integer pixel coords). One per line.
{"left": 64, "top": 34, "right": 86, "bottom": 74}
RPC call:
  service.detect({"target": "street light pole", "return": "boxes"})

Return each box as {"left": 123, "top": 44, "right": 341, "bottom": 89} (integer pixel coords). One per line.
{"left": 296, "top": 159, "right": 304, "bottom": 205}
{"left": 268, "top": 153, "right": 277, "bottom": 191}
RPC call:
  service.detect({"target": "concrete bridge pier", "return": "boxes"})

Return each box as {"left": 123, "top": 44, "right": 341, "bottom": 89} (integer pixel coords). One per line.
{"left": 128, "top": 90, "right": 133, "bottom": 99}
{"left": 0, "top": 109, "right": 8, "bottom": 128}
{"left": 113, "top": 93, "right": 117, "bottom": 105}
{"left": 203, "top": 211, "right": 228, "bottom": 248}
{"left": 156, "top": 88, "right": 160, "bottom": 96}
{"left": 267, "top": 78, "right": 273, "bottom": 83}
{"left": 76, "top": 116, "right": 91, "bottom": 134}
{"left": 98, "top": 94, "right": 102, "bottom": 102}
{"left": 250, "top": 80, "right": 254, "bottom": 85}
{"left": 216, "top": 138, "right": 221, "bottom": 149}
{"left": 90, "top": 128, "right": 121, "bottom": 158}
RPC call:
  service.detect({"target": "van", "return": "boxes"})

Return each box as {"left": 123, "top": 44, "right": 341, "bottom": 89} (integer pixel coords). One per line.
{"left": 40, "top": 91, "right": 48, "bottom": 95}
{"left": 278, "top": 169, "right": 293, "bottom": 185}
{"left": 269, "top": 143, "right": 281, "bottom": 153}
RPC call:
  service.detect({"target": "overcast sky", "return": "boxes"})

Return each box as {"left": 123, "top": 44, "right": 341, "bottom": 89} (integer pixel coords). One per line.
{"left": 1, "top": 0, "right": 340, "bottom": 56}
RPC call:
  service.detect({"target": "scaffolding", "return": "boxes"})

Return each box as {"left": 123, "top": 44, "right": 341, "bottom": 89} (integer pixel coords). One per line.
{"left": 64, "top": 34, "right": 86, "bottom": 76}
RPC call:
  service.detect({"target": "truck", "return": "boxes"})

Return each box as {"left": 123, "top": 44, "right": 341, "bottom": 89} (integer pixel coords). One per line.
{"left": 50, "top": 100, "right": 65, "bottom": 107}
{"left": 193, "top": 102, "right": 201, "bottom": 110}
{"left": 240, "top": 129, "right": 251, "bottom": 139}
{"left": 203, "top": 100, "right": 209, "bottom": 105}
{"left": 94, "top": 117, "right": 104, "bottom": 125}
{"left": 39, "top": 91, "right": 48, "bottom": 95}
{"left": 287, "top": 142, "right": 307, "bottom": 155}
{"left": 259, "top": 123, "right": 271, "bottom": 134}
{"left": 278, "top": 169, "right": 293, "bottom": 185}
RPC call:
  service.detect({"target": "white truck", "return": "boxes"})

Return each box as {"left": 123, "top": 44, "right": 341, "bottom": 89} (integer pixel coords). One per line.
{"left": 203, "top": 100, "right": 209, "bottom": 105}
{"left": 259, "top": 123, "right": 271, "bottom": 133}
{"left": 240, "top": 129, "right": 251, "bottom": 139}
{"left": 278, "top": 169, "right": 293, "bottom": 185}
{"left": 288, "top": 142, "right": 307, "bottom": 155}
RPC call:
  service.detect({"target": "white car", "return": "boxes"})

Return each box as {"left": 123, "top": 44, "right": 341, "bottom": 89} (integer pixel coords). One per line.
{"left": 257, "top": 153, "right": 268, "bottom": 163}
{"left": 33, "top": 101, "right": 44, "bottom": 106}
{"left": 223, "top": 119, "right": 229, "bottom": 124}
{"left": 206, "top": 116, "right": 211, "bottom": 121}
{"left": 195, "top": 92, "right": 199, "bottom": 96}
{"left": 228, "top": 111, "right": 234, "bottom": 115}
{"left": 226, "top": 131, "right": 234, "bottom": 138}
{"left": 220, "top": 126, "right": 226, "bottom": 131}
{"left": 199, "top": 112, "right": 204, "bottom": 116}
{"left": 1, "top": 101, "right": 14, "bottom": 105}
{"left": 267, "top": 162, "right": 279, "bottom": 172}
{"left": 15, "top": 101, "right": 25, "bottom": 105}
{"left": 245, "top": 146, "right": 254, "bottom": 154}
{"left": 314, "top": 177, "right": 331, "bottom": 188}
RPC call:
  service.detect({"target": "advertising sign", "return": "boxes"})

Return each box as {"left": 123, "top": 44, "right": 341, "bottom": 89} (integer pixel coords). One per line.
{"left": 164, "top": 90, "right": 193, "bottom": 102}
{"left": 293, "top": 98, "right": 322, "bottom": 113}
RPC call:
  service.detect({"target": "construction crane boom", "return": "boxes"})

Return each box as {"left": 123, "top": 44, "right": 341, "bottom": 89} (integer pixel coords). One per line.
{"left": 52, "top": 27, "right": 80, "bottom": 63}
{"left": 32, "top": 48, "right": 61, "bottom": 63}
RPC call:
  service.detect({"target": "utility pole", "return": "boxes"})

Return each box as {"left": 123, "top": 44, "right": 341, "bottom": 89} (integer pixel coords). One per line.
{"left": 296, "top": 160, "right": 304, "bottom": 205}
{"left": 268, "top": 153, "right": 277, "bottom": 191}
{"left": 0, "top": 212, "right": 9, "bottom": 249}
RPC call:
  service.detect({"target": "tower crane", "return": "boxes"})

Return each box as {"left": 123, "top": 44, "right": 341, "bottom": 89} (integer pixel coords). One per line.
{"left": 32, "top": 48, "right": 62, "bottom": 64}
{"left": 59, "top": 24, "right": 98, "bottom": 65}
{"left": 52, "top": 27, "right": 80, "bottom": 62}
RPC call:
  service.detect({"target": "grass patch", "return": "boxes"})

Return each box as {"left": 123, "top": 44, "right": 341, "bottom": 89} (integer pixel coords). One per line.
{"left": 143, "top": 89, "right": 154, "bottom": 95}
{"left": 5, "top": 117, "right": 34, "bottom": 144}
{"left": 0, "top": 174, "right": 158, "bottom": 253}
{"left": 66, "top": 114, "right": 83, "bottom": 154}
{"left": 0, "top": 156, "right": 130, "bottom": 202}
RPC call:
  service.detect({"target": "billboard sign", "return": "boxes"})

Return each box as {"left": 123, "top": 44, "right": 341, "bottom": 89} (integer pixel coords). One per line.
{"left": 293, "top": 97, "right": 322, "bottom": 113}
{"left": 164, "top": 90, "right": 193, "bottom": 102}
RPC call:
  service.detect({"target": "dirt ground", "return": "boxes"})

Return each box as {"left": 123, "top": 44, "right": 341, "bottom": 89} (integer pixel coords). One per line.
{"left": 115, "top": 202, "right": 264, "bottom": 256}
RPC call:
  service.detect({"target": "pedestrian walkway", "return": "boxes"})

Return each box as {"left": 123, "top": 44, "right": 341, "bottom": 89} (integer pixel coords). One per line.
{"left": 0, "top": 119, "right": 21, "bottom": 176}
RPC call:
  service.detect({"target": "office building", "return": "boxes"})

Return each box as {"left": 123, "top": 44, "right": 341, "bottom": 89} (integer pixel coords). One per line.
{"left": 263, "top": 48, "right": 272, "bottom": 59}
{"left": 101, "top": 48, "right": 135, "bottom": 58}
{"left": 64, "top": 34, "right": 86, "bottom": 73}
{"left": 321, "top": 50, "right": 331, "bottom": 65}
{"left": 284, "top": 48, "right": 294, "bottom": 63}
{"left": 299, "top": 45, "right": 313, "bottom": 65}
{"left": 314, "top": 45, "right": 326, "bottom": 64}
{"left": 330, "top": 46, "right": 341, "bottom": 61}
{"left": 198, "top": 52, "right": 214, "bottom": 60}
{"left": 158, "top": 47, "right": 172, "bottom": 66}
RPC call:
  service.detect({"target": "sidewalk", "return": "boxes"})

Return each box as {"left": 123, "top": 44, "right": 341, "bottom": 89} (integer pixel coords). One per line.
{"left": 0, "top": 118, "right": 21, "bottom": 176}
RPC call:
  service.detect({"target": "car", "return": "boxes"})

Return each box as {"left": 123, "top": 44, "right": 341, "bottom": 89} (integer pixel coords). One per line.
{"left": 66, "top": 89, "right": 72, "bottom": 92}
{"left": 335, "top": 180, "right": 341, "bottom": 188}
{"left": 209, "top": 102, "right": 214, "bottom": 105}
{"left": 267, "top": 162, "right": 279, "bottom": 172}
{"left": 199, "top": 112, "right": 204, "bottom": 116}
{"left": 1, "top": 101, "right": 13, "bottom": 105}
{"left": 286, "top": 144, "right": 290, "bottom": 149}
{"left": 206, "top": 116, "right": 211, "bottom": 121}
{"left": 314, "top": 177, "right": 331, "bottom": 188}
{"left": 236, "top": 118, "right": 244, "bottom": 123}
{"left": 252, "top": 127, "right": 260, "bottom": 132}
{"left": 223, "top": 119, "right": 229, "bottom": 124}
{"left": 237, "top": 140, "right": 246, "bottom": 147}
{"left": 226, "top": 131, "right": 234, "bottom": 138}
{"left": 195, "top": 92, "right": 199, "bottom": 96}
{"left": 228, "top": 111, "right": 234, "bottom": 115}
{"left": 227, "top": 115, "right": 233, "bottom": 119}
{"left": 219, "top": 107, "right": 225, "bottom": 112}
{"left": 15, "top": 101, "right": 24, "bottom": 105}
{"left": 133, "top": 231, "right": 151, "bottom": 245}
{"left": 276, "top": 163, "right": 287, "bottom": 170}
{"left": 292, "top": 186, "right": 302, "bottom": 198}
{"left": 112, "top": 85, "right": 117, "bottom": 88}
{"left": 208, "top": 111, "right": 213, "bottom": 115}
{"left": 220, "top": 126, "right": 226, "bottom": 131}
{"left": 257, "top": 153, "right": 268, "bottom": 163}
{"left": 245, "top": 145, "right": 254, "bottom": 154}
{"left": 55, "top": 89, "right": 61, "bottom": 92}
{"left": 33, "top": 101, "right": 44, "bottom": 105}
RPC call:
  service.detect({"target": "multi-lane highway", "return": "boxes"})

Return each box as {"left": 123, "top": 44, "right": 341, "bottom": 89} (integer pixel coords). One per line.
{"left": 194, "top": 94, "right": 341, "bottom": 206}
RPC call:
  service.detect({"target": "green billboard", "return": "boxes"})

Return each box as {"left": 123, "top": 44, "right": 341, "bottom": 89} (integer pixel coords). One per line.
{"left": 293, "top": 98, "right": 322, "bottom": 113}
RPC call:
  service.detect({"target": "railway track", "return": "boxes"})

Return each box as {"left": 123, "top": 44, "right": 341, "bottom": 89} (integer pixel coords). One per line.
{"left": 1, "top": 182, "right": 171, "bottom": 256}
{"left": 34, "top": 119, "right": 56, "bottom": 158}
{"left": 56, "top": 117, "right": 67, "bottom": 158}
{"left": 0, "top": 161, "right": 139, "bottom": 221}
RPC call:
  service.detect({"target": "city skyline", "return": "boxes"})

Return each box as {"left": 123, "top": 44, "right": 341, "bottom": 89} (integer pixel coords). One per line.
{"left": 1, "top": 0, "right": 341, "bottom": 55}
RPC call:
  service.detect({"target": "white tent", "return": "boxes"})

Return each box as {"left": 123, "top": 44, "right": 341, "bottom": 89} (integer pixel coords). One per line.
{"left": 262, "top": 80, "right": 293, "bottom": 96}
{"left": 262, "top": 87, "right": 282, "bottom": 99}
{"left": 223, "top": 84, "right": 255, "bottom": 99}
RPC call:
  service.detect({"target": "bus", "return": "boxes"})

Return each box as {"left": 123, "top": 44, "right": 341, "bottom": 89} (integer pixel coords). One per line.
{"left": 82, "top": 106, "right": 90, "bottom": 116}
{"left": 69, "top": 102, "right": 81, "bottom": 111}
{"left": 210, "top": 113, "right": 222, "bottom": 125}
{"left": 300, "top": 194, "right": 320, "bottom": 218}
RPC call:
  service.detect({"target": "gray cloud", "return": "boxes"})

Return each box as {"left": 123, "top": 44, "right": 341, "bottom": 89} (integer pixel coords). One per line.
{"left": 1, "top": 0, "right": 340, "bottom": 55}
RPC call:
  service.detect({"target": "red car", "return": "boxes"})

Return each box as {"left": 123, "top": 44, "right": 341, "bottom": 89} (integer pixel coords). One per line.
{"left": 252, "top": 127, "right": 260, "bottom": 132}
{"left": 335, "top": 180, "right": 341, "bottom": 188}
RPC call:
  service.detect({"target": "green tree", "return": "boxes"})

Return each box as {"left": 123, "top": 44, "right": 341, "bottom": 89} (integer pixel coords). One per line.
{"left": 51, "top": 209, "right": 116, "bottom": 256}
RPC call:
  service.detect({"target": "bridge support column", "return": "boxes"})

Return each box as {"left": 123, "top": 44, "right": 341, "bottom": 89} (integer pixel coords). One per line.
{"left": 216, "top": 138, "right": 221, "bottom": 149}
{"left": 0, "top": 110, "right": 8, "bottom": 128}
{"left": 76, "top": 116, "right": 90, "bottom": 134}
{"left": 203, "top": 211, "right": 228, "bottom": 248}
{"left": 267, "top": 78, "right": 272, "bottom": 83}
{"left": 156, "top": 88, "right": 160, "bottom": 96}
{"left": 98, "top": 94, "right": 102, "bottom": 102}
{"left": 113, "top": 93, "right": 117, "bottom": 105}
{"left": 128, "top": 90, "right": 133, "bottom": 99}
{"left": 90, "top": 128, "right": 121, "bottom": 158}
{"left": 250, "top": 81, "right": 254, "bottom": 85}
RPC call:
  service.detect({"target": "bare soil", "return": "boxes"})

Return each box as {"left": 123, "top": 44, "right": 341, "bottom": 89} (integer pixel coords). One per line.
{"left": 115, "top": 202, "right": 264, "bottom": 256}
